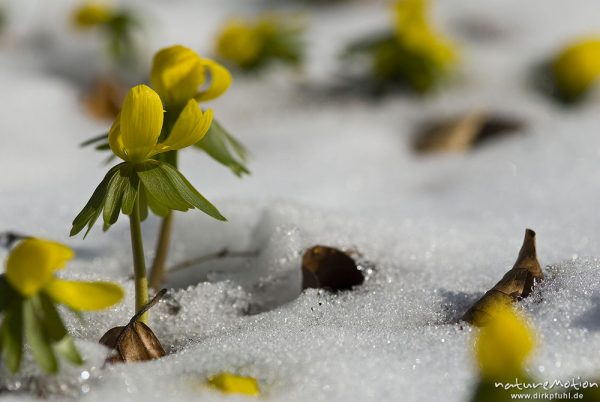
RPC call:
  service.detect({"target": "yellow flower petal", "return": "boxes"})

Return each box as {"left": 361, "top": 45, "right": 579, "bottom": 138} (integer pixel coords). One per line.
{"left": 153, "top": 100, "right": 213, "bottom": 154}
{"left": 151, "top": 45, "right": 205, "bottom": 108}
{"left": 119, "top": 85, "right": 164, "bottom": 162}
{"left": 553, "top": 37, "right": 600, "bottom": 98}
{"left": 216, "top": 20, "right": 263, "bottom": 67}
{"left": 73, "top": 3, "right": 113, "bottom": 28}
{"left": 208, "top": 372, "right": 260, "bottom": 396}
{"left": 393, "top": 0, "right": 429, "bottom": 36}
{"left": 475, "top": 304, "right": 535, "bottom": 381}
{"left": 195, "top": 59, "right": 232, "bottom": 102}
{"left": 108, "top": 113, "right": 128, "bottom": 161}
{"left": 45, "top": 279, "right": 124, "bottom": 311}
{"left": 5, "top": 239, "right": 74, "bottom": 297}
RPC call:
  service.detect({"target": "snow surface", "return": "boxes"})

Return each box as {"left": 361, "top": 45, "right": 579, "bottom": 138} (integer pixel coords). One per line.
{"left": 2, "top": 0, "right": 600, "bottom": 401}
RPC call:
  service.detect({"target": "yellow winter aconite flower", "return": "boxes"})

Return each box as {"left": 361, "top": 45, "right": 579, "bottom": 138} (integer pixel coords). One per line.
{"left": 393, "top": 0, "right": 457, "bottom": 67}
{"left": 215, "top": 15, "right": 304, "bottom": 71}
{"left": 208, "top": 372, "right": 260, "bottom": 396}
{"left": 72, "top": 2, "right": 113, "bottom": 28}
{"left": 475, "top": 304, "right": 535, "bottom": 381}
{"left": 215, "top": 20, "right": 263, "bottom": 68}
{"left": 5, "top": 238, "right": 123, "bottom": 310}
{"left": 393, "top": 0, "right": 428, "bottom": 37}
{"left": 363, "top": 0, "right": 457, "bottom": 92}
{"left": 552, "top": 37, "right": 600, "bottom": 99}
{"left": 151, "top": 45, "right": 232, "bottom": 109}
{"left": 108, "top": 84, "right": 213, "bottom": 163}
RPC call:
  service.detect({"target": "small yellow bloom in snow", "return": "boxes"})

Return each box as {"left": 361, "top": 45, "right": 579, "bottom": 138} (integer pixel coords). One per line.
{"left": 393, "top": 0, "right": 429, "bottom": 37}
{"left": 208, "top": 372, "right": 260, "bottom": 396}
{"left": 5, "top": 238, "right": 123, "bottom": 310}
{"left": 151, "top": 45, "right": 232, "bottom": 110}
{"left": 215, "top": 20, "right": 263, "bottom": 68}
{"left": 394, "top": 0, "right": 457, "bottom": 61}
{"left": 475, "top": 304, "right": 535, "bottom": 381}
{"left": 72, "top": 2, "right": 113, "bottom": 28}
{"left": 553, "top": 37, "right": 600, "bottom": 99}
{"left": 390, "top": 0, "right": 458, "bottom": 84}
{"left": 108, "top": 84, "right": 213, "bottom": 163}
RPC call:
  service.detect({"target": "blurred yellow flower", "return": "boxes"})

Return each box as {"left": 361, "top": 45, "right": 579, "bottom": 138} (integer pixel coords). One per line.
{"left": 215, "top": 20, "right": 263, "bottom": 68}
{"left": 208, "top": 372, "right": 260, "bottom": 396}
{"left": 360, "top": 0, "right": 457, "bottom": 92}
{"left": 72, "top": 2, "right": 113, "bottom": 28}
{"left": 215, "top": 15, "right": 304, "bottom": 71}
{"left": 475, "top": 304, "right": 535, "bottom": 381}
{"left": 393, "top": 0, "right": 429, "bottom": 37}
{"left": 393, "top": 0, "right": 457, "bottom": 69}
{"left": 108, "top": 84, "right": 213, "bottom": 163}
{"left": 151, "top": 45, "right": 232, "bottom": 110}
{"left": 5, "top": 238, "right": 123, "bottom": 311}
{"left": 552, "top": 37, "right": 600, "bottom": 100}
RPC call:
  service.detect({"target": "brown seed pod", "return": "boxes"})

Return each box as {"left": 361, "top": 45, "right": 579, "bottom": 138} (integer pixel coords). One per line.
{"left": 302, "top": 246, "right": 364, "bottom": 291}
{"left": 461, "top": 229, "right": 544, "bottom": 326}
{"left": 99, "top": 289, "right": 167, "bottom": 363}
{"left": 413, "top": 111, "right": 525, "bottom": 153}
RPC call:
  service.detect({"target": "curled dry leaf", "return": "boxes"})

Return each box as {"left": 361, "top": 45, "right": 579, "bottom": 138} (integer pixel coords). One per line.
{"left": 302, "top": 245, "right": 365, "bottom": 291}
{"left": 99, "top": 289, "right": 167, "bottom": 364}
{"left": 413, "top": 110, "right": 525, "bottom": 154}
{"left": 462, "top": 229, "right": 544, "bottom": 326}
{"left": 84, "top": 77, "right": 126, "bottom": 120}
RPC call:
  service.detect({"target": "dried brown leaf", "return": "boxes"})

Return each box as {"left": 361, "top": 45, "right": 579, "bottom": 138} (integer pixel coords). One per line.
{"left": 414, "top": 111, "right": 525, "bottom": 153}
{"left": 99, "top": 290, "right": 167, "bottom": 364}
{"left": 302, "top": 246, "right": 364, "bottom": 291}
{"left": 461, "top": 229, "right": 544, "bottom": 326}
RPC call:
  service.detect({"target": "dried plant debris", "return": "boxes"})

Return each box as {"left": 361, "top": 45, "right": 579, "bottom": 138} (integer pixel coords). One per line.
{"left": 453, "top": 16, "right": 508, "bottom": 43}
{"left": 83, "top": 77, "right": 126, "bottom": 120}
{"left": 99, "top": 290, "right": 167, "bottom": 363}
{"left": 462, "top": 229, "right": 544, "bottom": 326}
{"left": 302, "top": 246, "right": 365, "bottom": 291}
{"left": 413, "top": 111, "right": 525, "bottom": 154}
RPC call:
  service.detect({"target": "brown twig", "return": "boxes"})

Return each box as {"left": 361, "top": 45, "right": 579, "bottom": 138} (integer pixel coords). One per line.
{"left": 167, "top": 248, "right": 260, "bottom": 273}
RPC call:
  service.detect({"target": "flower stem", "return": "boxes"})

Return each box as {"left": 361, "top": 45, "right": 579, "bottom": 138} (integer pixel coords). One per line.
{"left": 129, "top": 194, "right": 148, "bottom": 324}
{"left": 148, "top": 149, "right": 178, "bottom": 290}
{"left": 148, "top": 211, "right": 173, "bottom": 290}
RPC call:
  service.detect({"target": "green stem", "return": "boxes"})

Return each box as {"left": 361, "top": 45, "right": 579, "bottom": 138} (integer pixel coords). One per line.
{"left": 129, "top": 194, "right": 148, "bottom": 324}
{"left": 148, "top": 149, "right": 178, "bottom": 290}
{"left": 148, "top": 211, "right": 173, "bottom": 290}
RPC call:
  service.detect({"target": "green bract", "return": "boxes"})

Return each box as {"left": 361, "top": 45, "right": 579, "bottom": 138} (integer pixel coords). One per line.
{"left": 71, "top": 160, "right": 225, "bottom": 237}
{"left": 193, "top": 120, "right": 250, "bottom": 177}
{"left": 1, "top": 280, "right": 83, "bottom": 374}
